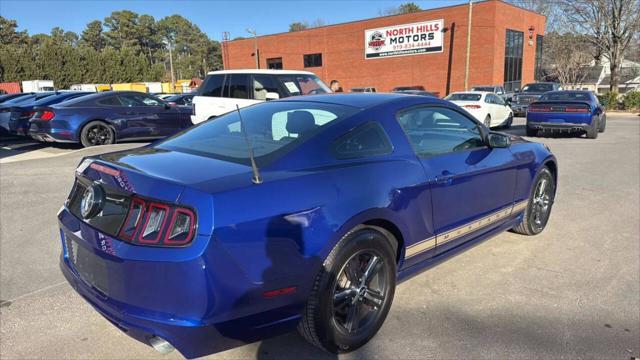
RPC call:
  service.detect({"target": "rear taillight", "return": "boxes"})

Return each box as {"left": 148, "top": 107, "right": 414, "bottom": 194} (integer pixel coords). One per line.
{"left": 463, "top": 105, "right": 481, "bottom": 109}
{"left": 40, "top": 110, "right": 55, "bottom": 121}
{"left": 564, "top": 106, "right": 590, "bottom": 113}
{"left": 118, "top": 197, "right": 196, "bottom": 247}
{"left": 528, "top": 105, "right": 551, "bottom": 113}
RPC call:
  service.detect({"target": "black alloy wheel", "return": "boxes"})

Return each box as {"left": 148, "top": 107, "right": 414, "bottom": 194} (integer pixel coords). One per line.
{"left": 512, "top": 167, "right": 555, "bottom": 235}
{"left": 298, "top": 226, "right": 397, "bottom": 353}
{"left": 81, "top": 121, "right": 114, "bottom": 147}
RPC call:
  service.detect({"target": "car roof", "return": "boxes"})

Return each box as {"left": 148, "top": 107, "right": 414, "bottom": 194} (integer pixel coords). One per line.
{"left": 206, "top": 69, "right": 316, "bottom": 75}
{"left": 279, "top": 93, "right": 444, "bottom": 109}
{"left": 54, "top": 90, "right": 148, "bottom": 106}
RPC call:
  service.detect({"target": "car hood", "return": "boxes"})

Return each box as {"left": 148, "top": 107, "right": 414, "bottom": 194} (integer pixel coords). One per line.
{"left": 98, "top": 146, "right": 255, "bottom": 194}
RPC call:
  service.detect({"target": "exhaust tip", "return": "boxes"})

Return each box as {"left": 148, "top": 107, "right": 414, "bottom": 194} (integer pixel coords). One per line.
{"left": 149, "top": 336, "right": 175, "bottom": 354}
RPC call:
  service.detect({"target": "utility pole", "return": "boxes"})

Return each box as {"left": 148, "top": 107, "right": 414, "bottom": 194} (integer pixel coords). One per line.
{"left": 165, "top": 35, "right": 176, "bottom": 93}
{"left": 247, "top": 28, "right": 259, "bottom": 69}
{"left": 464, "top": 0, "right": 473, "bottom": 91}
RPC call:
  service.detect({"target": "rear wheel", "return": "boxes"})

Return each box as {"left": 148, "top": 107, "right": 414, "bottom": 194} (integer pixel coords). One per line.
{"left": 298, "top": 226, "right": 397, "bottom": 353}
{"left": 503, "top": 112, "right": 513, "bottom": 129}
{"left": 586, "top": 118, "right": 599, "bottom": 139}
{"left": 80, "top": 121, "right": 114, "bottom": 147}
{"left": 512, "top": 167, "right": 555, "bottom": 235}
{"left": 598, "top": 114, "right": 606, "bottom": 132}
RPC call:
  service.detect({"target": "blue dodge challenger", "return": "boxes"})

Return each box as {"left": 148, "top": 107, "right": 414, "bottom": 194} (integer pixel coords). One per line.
{"left": 58, "top": 93, "right": 557, "bottom": 357}
{"left": 526, "top": 90, "right": 606, "bottom": 139}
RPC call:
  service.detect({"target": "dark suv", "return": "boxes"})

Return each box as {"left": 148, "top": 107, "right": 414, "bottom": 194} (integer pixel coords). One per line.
{"left": 511, "top": 82, "right": 563, "bottom": 116}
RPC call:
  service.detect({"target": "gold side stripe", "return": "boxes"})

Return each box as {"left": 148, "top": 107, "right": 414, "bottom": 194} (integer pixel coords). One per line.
{"left": 404, "top": 237, "right": 436, "bottom": 258}
{"left": 405, "top": 200, "right": 529, "bottom": 260}
{"left": 512, "top": 199, "right": 529, "bottom": 212}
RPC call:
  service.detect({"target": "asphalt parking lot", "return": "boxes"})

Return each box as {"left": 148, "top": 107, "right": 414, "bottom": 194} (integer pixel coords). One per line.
{"left": 1, "top": 114, "right": 638, "bottom": 359}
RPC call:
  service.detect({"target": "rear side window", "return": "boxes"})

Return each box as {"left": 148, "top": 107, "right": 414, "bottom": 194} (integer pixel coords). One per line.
{"left": 226, "top": 74, "right": 249, "bottom": 99}
{"left": 97, "top": 96, "right": 122, "bottom": 106}
{"left": 332, "top": 122, "right": 393, "bottom": 159}
{"left": 199, "top": 74, "right": 225, "bottom": 97}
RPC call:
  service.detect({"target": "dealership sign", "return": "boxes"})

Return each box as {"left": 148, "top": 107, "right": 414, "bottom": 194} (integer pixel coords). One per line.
{"left": 365, "top": 19, "right": 444, "bottom": 59}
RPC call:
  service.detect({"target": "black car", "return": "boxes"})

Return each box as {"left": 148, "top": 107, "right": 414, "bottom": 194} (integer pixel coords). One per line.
{"left": 164, "top": 93, "right": 194, "bottom": 106}
{"left": 511, "top": 82, "right": 563, "bottom": 116}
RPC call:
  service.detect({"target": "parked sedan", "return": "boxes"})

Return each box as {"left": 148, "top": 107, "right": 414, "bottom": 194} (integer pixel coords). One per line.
{"left": 29, "top": 91, "right": 193, "bottom": 147}
{"left": 164, "top": 93, "right": 194, "bottom": 106}
{"left": 444, "top": 91, "right": 513, "bottom": 128}
{"left": 58, "top": 93, "right": 557, "bottom": 358}
{"left": 8, "top": 91, "right": 92, "bottom": 135}
{"left": 0, "top": 92, "right": 55, "bottom": 135}
{"left": 526, "top": 90, "right": 606, "bottom": 139}
{"left": 0, "top": 93, "right": 34, "bottom": 104}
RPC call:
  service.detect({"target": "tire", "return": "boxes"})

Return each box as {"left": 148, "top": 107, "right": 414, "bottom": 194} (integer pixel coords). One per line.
{"left": 484, "top": 114, "right": 492, "bottom": 128}
{"left": 586, "top": 118, "right": 598, "bottom": 139}
{"left": 298, "top": 225, "right": 397, "bottom": 354}
{"left": 512, "top": 167, "right": 555, "bottom": 235}
{"left": 598, "top": 114, "right": 606, "bottom": 133}
{"left": 80, "top": 121, "right": 115, "bottom": 147}
{"left": 503, "top": 112, "right": 513, "bottom": 129}
{"left": 526, "top": 126, "right": 537, "bottom": 137}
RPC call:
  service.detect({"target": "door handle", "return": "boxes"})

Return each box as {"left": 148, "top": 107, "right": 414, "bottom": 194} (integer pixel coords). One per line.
{"left": 433, "top": 171, "right": 455, "bottom": 185}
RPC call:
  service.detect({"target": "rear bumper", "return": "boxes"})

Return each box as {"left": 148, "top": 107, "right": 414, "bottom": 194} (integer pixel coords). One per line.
{"left": 527, "top": 122, "right": 590, "bottom": 131}
{"left": 28, "top": 121, "right": 77, "bottom": 143}
{"left": 58, "top": 208, "right": 304, "bottom": 358}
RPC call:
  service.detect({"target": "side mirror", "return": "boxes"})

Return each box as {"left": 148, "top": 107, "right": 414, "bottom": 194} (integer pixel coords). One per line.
{"left": 487, "top": 132, "right": 510, "bottom": 148}
{"left": 265, "top": 92, "right": 280, "bottom": 101}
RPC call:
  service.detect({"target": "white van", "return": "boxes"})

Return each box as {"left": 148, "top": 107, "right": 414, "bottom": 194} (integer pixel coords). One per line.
{"left": 191, "top": 69, "right": 331, "bottom": 124}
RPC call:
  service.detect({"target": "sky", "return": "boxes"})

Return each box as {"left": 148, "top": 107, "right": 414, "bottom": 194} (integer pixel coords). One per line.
{"left": 0, "top": 0, "right": 468, "bottom": 41}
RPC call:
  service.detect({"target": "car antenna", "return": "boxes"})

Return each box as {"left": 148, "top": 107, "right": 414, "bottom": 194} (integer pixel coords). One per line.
{"left": 236, "top": 105, "right": 263, "bottom": 184}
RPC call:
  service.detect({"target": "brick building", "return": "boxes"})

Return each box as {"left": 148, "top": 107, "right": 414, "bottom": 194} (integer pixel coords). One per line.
{"left": 222, "top": 0, "right": 546, "bottom": 96}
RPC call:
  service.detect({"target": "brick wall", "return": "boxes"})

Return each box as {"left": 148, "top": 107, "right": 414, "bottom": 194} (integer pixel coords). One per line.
{"left": 223, "top": 0, "right": 545, "bottom": 96}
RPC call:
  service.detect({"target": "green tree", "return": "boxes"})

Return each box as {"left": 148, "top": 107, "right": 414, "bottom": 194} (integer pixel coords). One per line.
{"left": 104, "top": 10, "right": 141, "bottom": 50}
{"left": 81, "top": 20, "right": 106, "bottom": 50}
{"left": 289, "top": 22, "right": 308, "bottom": 32}
{"left": 0, "top": 16, "right": 28, "bottom": 45}
{"left": 379, "top": 2, "right": 422, "bottom": 16}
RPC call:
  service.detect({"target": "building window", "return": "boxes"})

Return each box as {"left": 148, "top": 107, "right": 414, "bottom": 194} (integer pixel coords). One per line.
{"left": 503, "top": 29, "right": 524, "bottom": 92}
{"left": 303, "top": 53, "right": 322, "bottom": 67}
{"left": 535, "top": 35, "right": 544, "bottom": 81}
{"left": 267, "top": 58, "right": 283, "bottom": 69}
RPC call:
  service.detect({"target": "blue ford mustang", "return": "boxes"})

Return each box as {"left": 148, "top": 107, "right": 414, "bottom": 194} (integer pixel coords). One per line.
{"left": 58, "top": 93, "right": 557, "bottom": 358}
{"left": 29, "top": 91, "right": 193, "bottom": 147}
{"left": 526, "top": 90, "right": 606, "bottom": 139}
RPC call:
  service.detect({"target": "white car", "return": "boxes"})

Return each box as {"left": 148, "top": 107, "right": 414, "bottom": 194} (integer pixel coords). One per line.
{"left": 444, "top": 91, "right": 513, "bottom": 128}
{"left": 191, "top": 69, "right": 331, "bottom": 124}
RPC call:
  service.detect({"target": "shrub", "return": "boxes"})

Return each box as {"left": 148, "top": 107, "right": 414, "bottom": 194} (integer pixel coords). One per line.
{"left": 623, "top": 91, "right": 640, "bottom": 111}
{"left": 598, "top": 92, "right": 619, "bottom": 110}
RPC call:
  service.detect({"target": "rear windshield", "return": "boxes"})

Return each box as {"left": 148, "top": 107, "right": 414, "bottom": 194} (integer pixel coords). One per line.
{"left": 522, "top": 83, "right": 554, "bottom": 93}
{"left": 540, "top": 92, "right": 591, "bottom": 101}
{"left": 158, "top": 101, "right": 357, "bottom": 166}
{"left": 445, "top": 93, "right": 482, "bottom": 101}
{"left": 471, "top": 87, "right": 494, "bottom": 92}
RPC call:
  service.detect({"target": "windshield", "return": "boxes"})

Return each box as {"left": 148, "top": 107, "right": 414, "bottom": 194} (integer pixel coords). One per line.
{"left": 276, "top": 74, "right": 330, "bottom": 96}
{"left": 540, "top": 92, "right": 591, "bottom": 101}
{"left": 445, "top": 93, "right": 482, "bottom": 101}
{"left": 158, "top": 101, "right": 357, "bottom": 165}
{"left": 522, "top": 83, "right": 554, "bottom": 93}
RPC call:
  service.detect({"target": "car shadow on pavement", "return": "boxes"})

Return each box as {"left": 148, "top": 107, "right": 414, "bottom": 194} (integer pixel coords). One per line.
{"left": 256, "top": 332, "right": 337, "bottom": 360}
